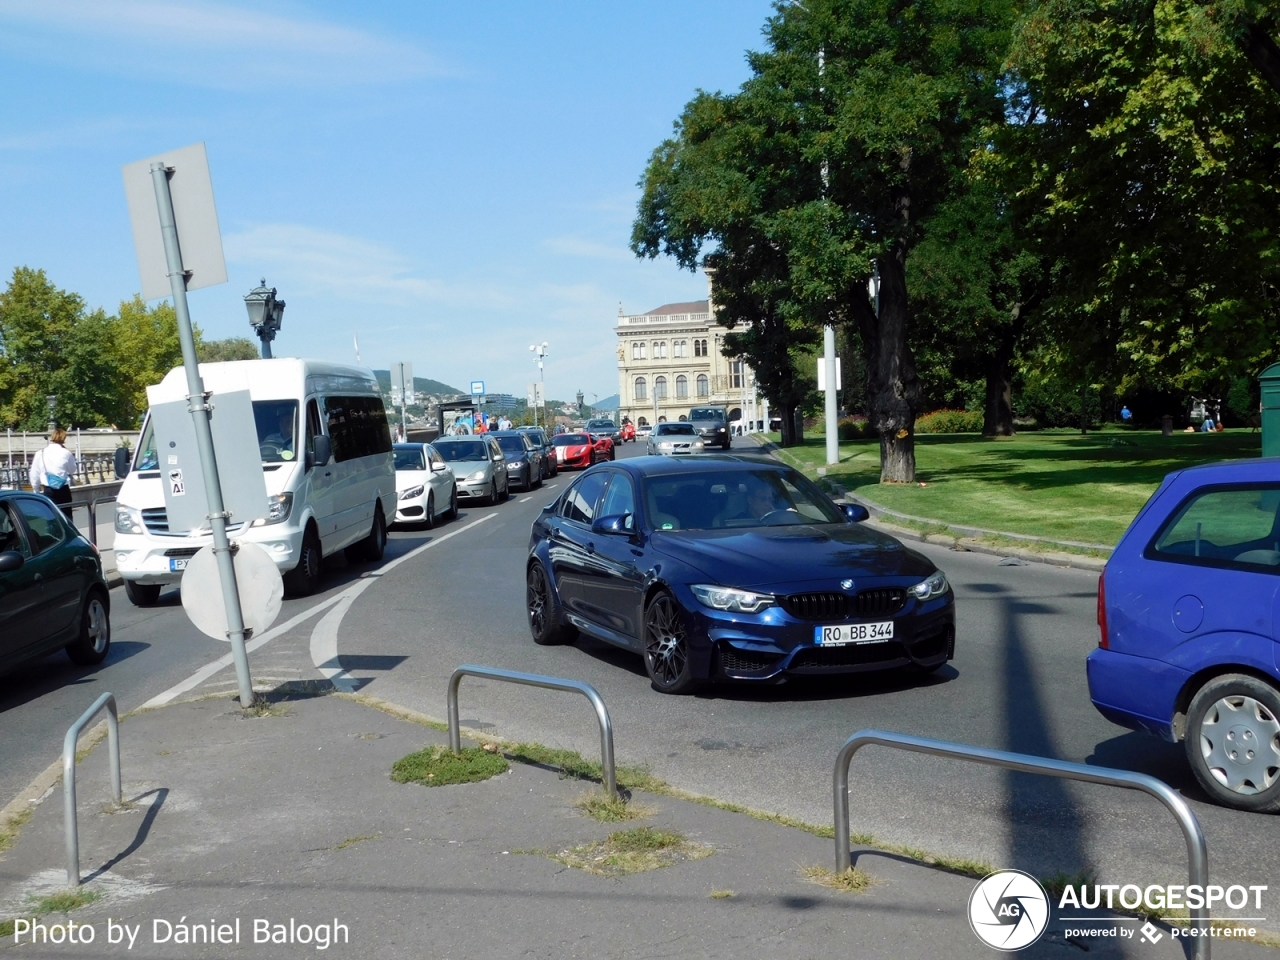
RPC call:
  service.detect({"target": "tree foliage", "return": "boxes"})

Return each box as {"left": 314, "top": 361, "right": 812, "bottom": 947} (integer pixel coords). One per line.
{"left": 199, "top": 337, "right": 261, "bottom": 363}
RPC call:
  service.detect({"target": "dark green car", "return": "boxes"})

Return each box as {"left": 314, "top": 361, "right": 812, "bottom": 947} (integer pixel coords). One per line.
{"left": 0, "top": 492, "right": 111, "bottom": 675}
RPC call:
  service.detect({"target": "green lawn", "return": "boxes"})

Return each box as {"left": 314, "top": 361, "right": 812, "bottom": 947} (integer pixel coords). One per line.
{"left": 768, "top": 428, "right": 1261, "bottom": 547}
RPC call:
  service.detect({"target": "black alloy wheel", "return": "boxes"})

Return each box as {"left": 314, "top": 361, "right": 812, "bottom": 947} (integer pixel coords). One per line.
{"left": 124, "top": 580, "right": 161, "bottom": 607}
{"left": 67, "top": 590, "right": 111, "bottom": 666}
{"left": 285, "top": 525, "right": 324, "bottom": 596}
{"left": 527, "top": 562, "right": 574, "bottom": 645}
{"left": 446, "top": 487, "right": 459, "bottom": 521}
{"left": 643, "top": 591, "right": 699, "bottom": 694}
{"left": 423, "top": 491, "right": 436, "bottom": 530}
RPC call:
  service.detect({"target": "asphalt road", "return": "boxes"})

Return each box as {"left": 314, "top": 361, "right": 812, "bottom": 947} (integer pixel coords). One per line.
{"left": 4, "top": 436, "right": 1277, "bottom": 901}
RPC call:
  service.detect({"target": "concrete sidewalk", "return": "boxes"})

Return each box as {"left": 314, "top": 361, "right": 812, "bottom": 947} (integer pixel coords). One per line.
{"left": 0, "top": 690, "right": 1271, "bottom": 958}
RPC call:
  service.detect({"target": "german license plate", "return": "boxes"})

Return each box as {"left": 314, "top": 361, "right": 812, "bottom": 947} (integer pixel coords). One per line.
{"left": 169, "top": 558, "right": 189, "bottom": 572}
{"left": 815, "top": 621, "right": 893, "bottom": 646}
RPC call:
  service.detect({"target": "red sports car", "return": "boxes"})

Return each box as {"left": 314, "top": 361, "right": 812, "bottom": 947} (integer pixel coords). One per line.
{"left": 553, "top": 432, "right": 601, "bottom": 469}
{"left": 593, "top": 434, "right": 616, "bottom": 461}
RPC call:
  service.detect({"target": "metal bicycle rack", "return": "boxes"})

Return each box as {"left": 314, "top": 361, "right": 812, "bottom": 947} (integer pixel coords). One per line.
{"left": 63, "top": 692, "right": 122, "bottom": 885}
{"left": 447, "top": 665, "right": 616, "bottom": 799}
{"left": 834, "top": 729, "right": 1210, "bottom": 960}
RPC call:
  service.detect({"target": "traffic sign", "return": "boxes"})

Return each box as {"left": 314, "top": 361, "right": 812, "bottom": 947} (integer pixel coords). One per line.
{"left": 470, "top": 380, "right": 485, "bottom": 397}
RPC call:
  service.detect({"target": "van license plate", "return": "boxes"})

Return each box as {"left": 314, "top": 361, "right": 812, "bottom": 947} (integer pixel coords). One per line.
{"left": 169, "top": 558, "right": 189, "bottom": 572}
{"left": 815, "top": 622, "right": 893, "bottom": 646}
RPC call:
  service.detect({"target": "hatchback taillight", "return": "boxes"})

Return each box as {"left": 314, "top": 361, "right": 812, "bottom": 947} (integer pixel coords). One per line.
{"left": 1096, "top": 573, "right": 1109, "bottom": 649}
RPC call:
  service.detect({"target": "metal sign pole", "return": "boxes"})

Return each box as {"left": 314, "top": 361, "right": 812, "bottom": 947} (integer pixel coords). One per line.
{"left": 149, "top": 161, "right": 255, "bottom": 708}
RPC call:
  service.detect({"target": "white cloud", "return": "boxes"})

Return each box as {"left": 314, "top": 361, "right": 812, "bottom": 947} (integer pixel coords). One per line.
{"left": 542, "top": 235, "right": 637, "bottom": 263}
{"left": 0, "top": 0, "right": 441, "bottom": 88}
{"left": 0, "top": 116, "right": 150, "bottom": 151}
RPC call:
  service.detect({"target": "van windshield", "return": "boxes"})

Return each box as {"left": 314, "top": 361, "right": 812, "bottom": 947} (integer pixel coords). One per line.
{"left": 135, "top": 399, "right": 300, "bottom": 470}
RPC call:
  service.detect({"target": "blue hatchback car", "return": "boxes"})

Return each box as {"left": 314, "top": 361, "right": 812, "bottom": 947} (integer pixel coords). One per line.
{"left": 526, "top": 455, "right": 955, "bottom": 694}
{"left": 1089, "top": 457, "right": 1280, "bottom": 812}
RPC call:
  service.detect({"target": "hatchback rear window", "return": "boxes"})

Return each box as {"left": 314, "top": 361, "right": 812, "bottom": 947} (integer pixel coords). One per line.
{"left": 1151, "top": 485, "right": 1280, "bottom": 571}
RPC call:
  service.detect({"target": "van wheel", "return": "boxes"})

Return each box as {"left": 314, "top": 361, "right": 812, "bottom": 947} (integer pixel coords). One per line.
{"left": 285, "top": 526, "right": 324, "bottom": 596}
{"left": 124, "top": 580, "right": 161, "bottom": 607}
{"left": 423, "top": 492, "right": 436, "bottom": 530}
{"left": 347, "top": 505, "right": 387, "bottom": 563}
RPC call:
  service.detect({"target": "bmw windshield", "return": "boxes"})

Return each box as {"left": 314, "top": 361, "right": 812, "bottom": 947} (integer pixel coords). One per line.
{"left": 644, "top": 469, "right": 844, "bottom": 530}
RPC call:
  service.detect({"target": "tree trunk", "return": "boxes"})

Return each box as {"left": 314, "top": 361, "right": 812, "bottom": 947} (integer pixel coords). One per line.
{"left": 982, "top": 330, "right": 1015, "bottom": 437}
{"left": 778, "top": 403, "right": 799, "bottom": 446}
{"left": 858, "top": 245, "right": 921, "bottom": 482}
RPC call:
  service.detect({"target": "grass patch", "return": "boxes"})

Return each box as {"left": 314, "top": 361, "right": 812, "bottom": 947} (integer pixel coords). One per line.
{"left": 338, "top": 693, "right": 448, "bottom": 732}
{"left": 802, "top": 865, "right": 877, "bottom": 893}
{"left": 575, "top": 791, "right": 655, "bottom": 823}
{"left": 0, "top": 807, "right": 33, "bottom": 853}
{"left": 769, "top": 428, "right": 1258, "bottom": 546}
{"left": 240, "top": 701, "right": 289, "bottom": 719}
{"left": 506, "top": 742, "right": 663, "bottom": 793}
{"left": 549, "top": 826, "right": 712, "bottom": 877}
{"left": 710, "top": 889, "right": 736, "bottom": 899}
{"left": 32, "top": 888, "right": 101, "bottom": 913}
{"left": 391, "top": 745, "right": 508, "bottom": 786}
{"left": 0, "top": 918, "right": 14, "bottom": 938}
{"left": 335, "top": 833, "right": 379, "bottom": 850}
{"left": 1041, "top": 869, "right": 1096, "bottom": 898}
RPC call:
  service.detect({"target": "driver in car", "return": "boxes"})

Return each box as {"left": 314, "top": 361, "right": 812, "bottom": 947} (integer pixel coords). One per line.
{"left": 262, "top": 410, "right": 296, "bottom": 461}
{"left": 744, "top": 476, "right": 796, "bottom": 522}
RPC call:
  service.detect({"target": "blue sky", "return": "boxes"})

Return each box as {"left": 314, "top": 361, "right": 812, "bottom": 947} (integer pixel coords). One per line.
{"left": 0, "top": 0, "right": 776, "bottom": 403}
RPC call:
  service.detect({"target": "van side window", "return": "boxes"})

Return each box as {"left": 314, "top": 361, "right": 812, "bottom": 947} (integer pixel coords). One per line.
{"left": 306, "top": 400, "right": 323, "bottom": 465}
{"left": 322, "top": 396, "right": 393, "bottom": 463}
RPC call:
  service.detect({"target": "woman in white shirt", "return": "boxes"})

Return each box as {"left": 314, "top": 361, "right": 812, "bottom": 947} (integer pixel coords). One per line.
{"left": 29, "top": 427, "right": 78, "bottom": 517}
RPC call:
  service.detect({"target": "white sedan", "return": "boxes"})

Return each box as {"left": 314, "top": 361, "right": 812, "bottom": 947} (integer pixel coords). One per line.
{"left": 393, "top": 443, "right": 457, "bottom": 528}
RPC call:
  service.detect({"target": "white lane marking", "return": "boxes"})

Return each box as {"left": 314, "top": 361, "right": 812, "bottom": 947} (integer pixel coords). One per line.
{"left": 310, "top": 513, "right": 496, "bottom": 692}
{"left": 140, "top": 593, "right": 344, "bottom": 709}
{"left": 519, "top": 496, "right": 533, "bottom": 502}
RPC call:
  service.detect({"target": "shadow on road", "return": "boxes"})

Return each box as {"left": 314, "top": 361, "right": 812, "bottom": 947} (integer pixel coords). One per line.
{"left": 0, "top": 641, "right": 151, "bottom": 715}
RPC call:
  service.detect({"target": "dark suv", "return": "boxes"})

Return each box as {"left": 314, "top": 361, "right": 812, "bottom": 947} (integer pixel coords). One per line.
{"left": 689, "top": 406, "right": 731, "bottom": 449}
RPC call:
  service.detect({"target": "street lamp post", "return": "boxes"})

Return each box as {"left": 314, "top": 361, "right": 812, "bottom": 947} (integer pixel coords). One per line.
{"left": 244, "top": 279, "right": 285, "bottom": 359}
{"left": 46, "top": 395, "right": 57, "bottom": 432}
{"left": 529, "top": 342, "right": 549, "bottom": 428}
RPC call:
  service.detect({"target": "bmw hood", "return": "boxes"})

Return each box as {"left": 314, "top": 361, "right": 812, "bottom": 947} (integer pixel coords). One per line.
{"left": 650, "top": 524, "right": 935, "bottom": 591}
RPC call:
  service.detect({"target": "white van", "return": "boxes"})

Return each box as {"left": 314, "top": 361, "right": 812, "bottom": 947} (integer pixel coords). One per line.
{"left": 114, "top": 358, "right": 396, "bottom": 605}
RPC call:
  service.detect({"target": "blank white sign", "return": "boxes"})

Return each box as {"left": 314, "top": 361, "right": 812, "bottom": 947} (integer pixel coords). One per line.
{"left": 122, "top": 142, "right": 228, "bottom": 301}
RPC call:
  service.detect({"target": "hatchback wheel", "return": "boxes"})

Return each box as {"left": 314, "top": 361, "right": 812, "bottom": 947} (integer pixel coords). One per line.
{"left": 1185, "top": 673, "right": 1280, "bottom": 812}
{"left": 643, "top": 591, "right": 699, "bottom": 694}
{"left": 527, "top": 561, "right": 574, "bottom": 645}
{"left": 67, "top": 591, "right": 111, "bottom": 665}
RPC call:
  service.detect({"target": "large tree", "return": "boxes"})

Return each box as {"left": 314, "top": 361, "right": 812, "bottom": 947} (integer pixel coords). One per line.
{"left": 634, "top": 0, "right": 1015, "bottom": 479}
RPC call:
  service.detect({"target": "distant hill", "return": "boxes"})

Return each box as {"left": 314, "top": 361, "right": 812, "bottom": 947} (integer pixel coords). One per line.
{"left": 372, "top": 370, "right": 466, "bottom": 398}
{"left": 592, "top": 394, "right": 619, "bottom": 411}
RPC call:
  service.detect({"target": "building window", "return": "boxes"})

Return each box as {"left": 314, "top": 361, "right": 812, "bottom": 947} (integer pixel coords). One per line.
{"left": 654, "top": 376, "right": 668, "bottom": 400}
{"left": 674, "top": 340, "right": 687, "bottom": 358}
{"left": 675, "top": 375, "right": 688, "bottom": 398}
{"left": 638, "top": 416, "right": 648, "bottom": 427}
{"left": 632, "top": 341, "right": 646, "bottom": 360}
{"left": 634, "top": 377, "right": 647, "bottom": 401}
{"left": 694, "top": 339, "right": 708, "bottom": 357}
{"left": 696, "top": 374, "right": 709, "bottom": 397}
{"left": 654, "top": 341, "right": 668, "bottom": 359}
{"left": 730, "top": 360, "right": 744, "bottom": 389}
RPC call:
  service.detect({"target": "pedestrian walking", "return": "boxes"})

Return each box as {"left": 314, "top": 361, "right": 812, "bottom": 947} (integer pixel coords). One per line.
{"left": 30, "top": 427, "right": 77, "bottom": 518}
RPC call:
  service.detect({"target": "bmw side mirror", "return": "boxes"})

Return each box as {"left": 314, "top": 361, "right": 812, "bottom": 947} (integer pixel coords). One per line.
{"left": 113, "top": 446, "right": 131, "bottom": 479}
{"left": 313, "top": 435, "right": 332, "bottom": 468}
{"left": 0, "top": 550, "right": 24, "bottom": 573}
{"left": 591, "top": 514, "right": 633, "bottom": 536}
{"left": 843, "top": 503, "right": 870, "bottom": 523}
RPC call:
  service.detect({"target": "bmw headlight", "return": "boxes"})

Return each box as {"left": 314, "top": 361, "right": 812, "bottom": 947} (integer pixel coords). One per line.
{"left": 691, "top": 584, "right": 775, "bottom": 613}
{"left": 114, "top": 506, "right": 143, "bottom": 535}
{"left": 909, "top": 570, "right": 949, "bottom": 601}
{"left": 469, "top": 470, "right": 487, "bottom": 481}
{"left": 399, "top": 485, "right": 424, "bottom": 500}
{"left": 259, "top": 492, "right": 294, "bottom": 525}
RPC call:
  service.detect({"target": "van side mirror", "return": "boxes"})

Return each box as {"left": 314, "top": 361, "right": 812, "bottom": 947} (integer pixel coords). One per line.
{"left": 843, "top": 502, "right": 870, "bottom": 523}
{"left": 313, "top": 435, "right": 332, "bottom": 468}
{"left": 113, "top": 447, "right": 131, "bottom": 479}
{"left": 0, "top": 550, "right": 24, "bottom": 573}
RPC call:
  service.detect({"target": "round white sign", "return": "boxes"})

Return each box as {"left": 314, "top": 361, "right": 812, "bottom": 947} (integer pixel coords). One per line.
{"left": 180, "top": 541, "right": 283, "bottom": 641}
{"left": 968, "top": 869, "right": 1050, "bottom": 951}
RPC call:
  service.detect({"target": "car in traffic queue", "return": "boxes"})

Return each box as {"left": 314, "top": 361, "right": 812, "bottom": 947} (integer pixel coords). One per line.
{"left": 392, "top": 442, "right": 458, "bottom": 528}
{"left": 689, "top": 405, "right": 732, "bottom": 450}
{"left": 517, "top": 427, "right": 558, "bottom": 478}
{"left": 554, "top": 432, "right": 604, "bottom": 470}
{"left": 432, "top": 436, "right": 510, "bottom": 505}
{"left": 490, "top": 431, "right": 546, "bottom": 491}
{"left": 1088, "top": 457, "right": 1280, "bottom": 812}
{"left": 0, "top": 491, "right": 111, "bottom": 676}
{"left": 525, "top": 455, "right": 955, "bottom": 694}
{"left": 585, "top": 418, "right": 622, "bottom": 444}
{"left": 646, "top": 421, "right": 706, "bottom": 456}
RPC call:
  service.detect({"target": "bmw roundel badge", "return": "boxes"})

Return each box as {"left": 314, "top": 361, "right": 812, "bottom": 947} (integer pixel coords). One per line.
{"left": 840, "top": 579, "right": 855, "bottom": 591}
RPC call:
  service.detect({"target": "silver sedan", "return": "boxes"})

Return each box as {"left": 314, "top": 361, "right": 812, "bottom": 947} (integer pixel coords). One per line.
{"left": 645, "top": 421, "right": 706, "bottom": 456}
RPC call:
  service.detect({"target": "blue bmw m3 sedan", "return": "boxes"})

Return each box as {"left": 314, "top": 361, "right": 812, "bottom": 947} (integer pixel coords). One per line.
{"left": 525, "top": 455, "right": 955, "bottom": 693}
